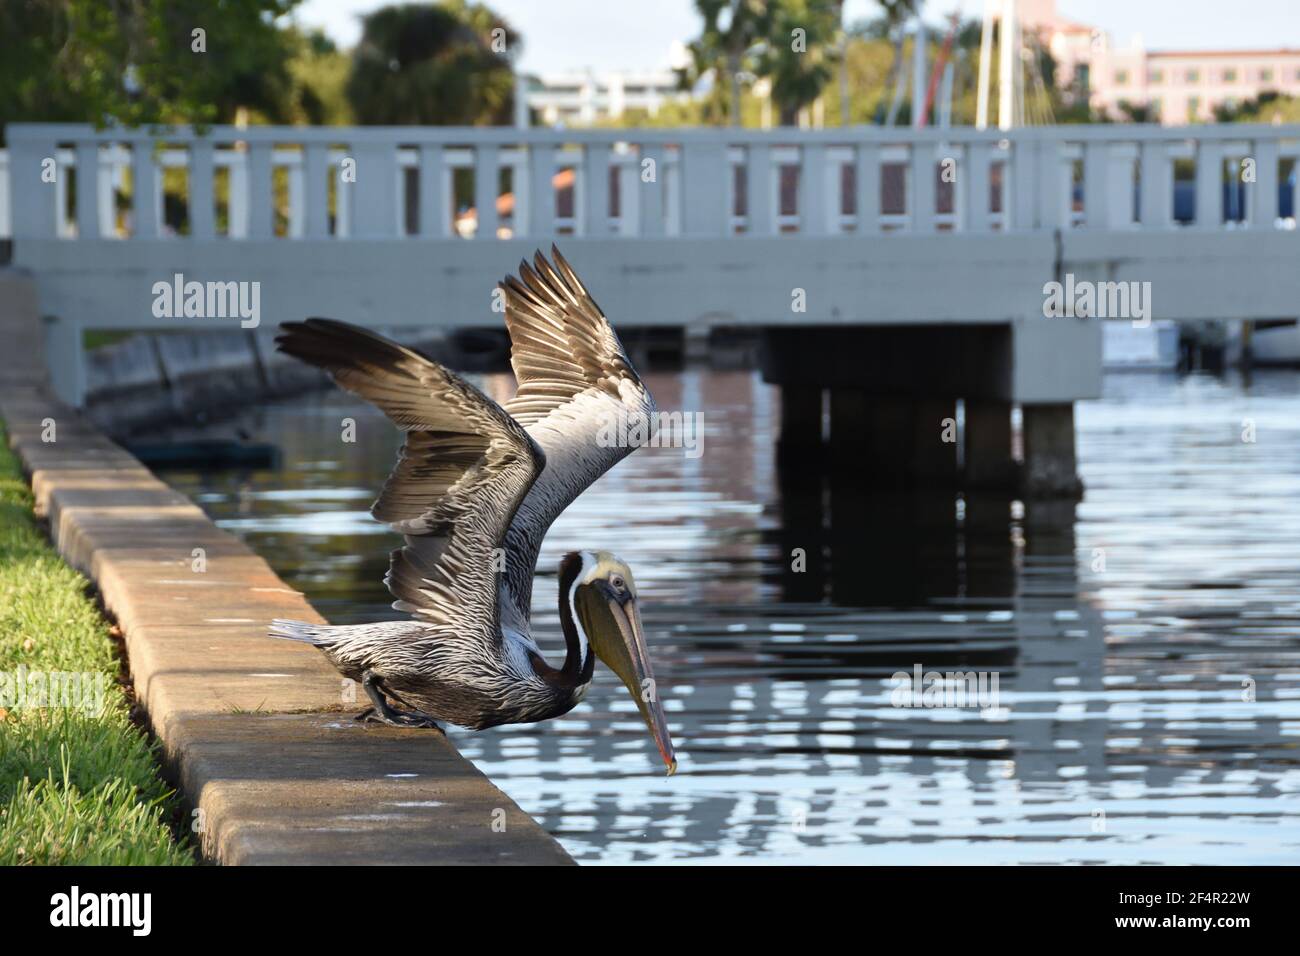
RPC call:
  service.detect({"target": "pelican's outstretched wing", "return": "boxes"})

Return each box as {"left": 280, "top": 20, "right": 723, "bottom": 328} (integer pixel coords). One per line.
{"left": 275, "top": 319, "right": 544, "bottom": 643}
{"left": 497, "top": 246, "right": 656, "bottom": 623}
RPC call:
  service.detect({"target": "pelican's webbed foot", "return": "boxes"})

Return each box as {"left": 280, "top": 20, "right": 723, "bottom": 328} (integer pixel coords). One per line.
{"left": 358, "top": 671, "right": 444, "bottom": 733}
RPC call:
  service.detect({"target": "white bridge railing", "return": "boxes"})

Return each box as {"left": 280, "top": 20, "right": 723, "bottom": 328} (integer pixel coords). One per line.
{"left": 6, "top": 122, "right": 1299, "bottom": 243}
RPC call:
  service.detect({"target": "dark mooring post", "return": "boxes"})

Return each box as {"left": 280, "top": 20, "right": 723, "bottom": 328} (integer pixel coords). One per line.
{"left": 828, "top": 387, "right": 871, "bottom": 469}
{"left": 964, "top": 400, "right": 1017, "bottom": 489}
{"left": 1021, "top": 403, "right": 1083, "bottom": 498}
{"left": 778, "top": 384, "right": 824, "bottom": 460}
{"left": 862, "top": 396, "right": 914, "bottom": 487}
{"left": 910, "top": 397, "right": 958, "bottom": 487}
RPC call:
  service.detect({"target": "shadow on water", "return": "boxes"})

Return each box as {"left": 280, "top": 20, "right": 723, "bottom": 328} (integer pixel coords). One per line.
{"left": 158, "top": 368, "right": 1300, "bottom": 864}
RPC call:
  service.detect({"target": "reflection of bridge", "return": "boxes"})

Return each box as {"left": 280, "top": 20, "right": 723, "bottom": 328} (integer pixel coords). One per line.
{"left": 7, "top": 122, "right": 1300, "bottom": 493}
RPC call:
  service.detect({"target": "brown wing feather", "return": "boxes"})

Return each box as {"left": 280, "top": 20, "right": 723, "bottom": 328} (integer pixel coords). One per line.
{"left": 497, "top": 247, "right": 656, "bottom": 624}
{"left": 275, "top": 318, "right": 543, "bottom": 638}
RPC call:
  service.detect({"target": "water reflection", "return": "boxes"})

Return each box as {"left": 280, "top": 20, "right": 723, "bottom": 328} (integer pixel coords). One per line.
{"left": 162, "top": 369, "right": 1300, "bottom": 864}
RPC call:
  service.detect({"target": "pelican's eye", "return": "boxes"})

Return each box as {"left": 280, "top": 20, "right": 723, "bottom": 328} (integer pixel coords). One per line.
{"left": 610, "top": 573, "right": 626, "bottom": 593}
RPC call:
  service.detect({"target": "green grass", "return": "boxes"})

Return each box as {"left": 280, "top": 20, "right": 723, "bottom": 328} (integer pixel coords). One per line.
{"left": 82, "top": 330, "right": 137, "bottom": 351}
{"left": 0, "top": 422, "right": 193, "bottom": 865}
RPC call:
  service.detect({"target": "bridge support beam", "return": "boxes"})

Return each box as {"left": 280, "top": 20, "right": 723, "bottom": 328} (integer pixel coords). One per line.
{"left": 763, "top": 325, "right": 1083, "bottom": 497}
{"left": 965, "top": 400, "right": 1017, "bottom": 489}
{"left": 911, "top": 397, "right": 958, "bottom": 487}
{"left": 778, "top": 384, "right": 824, "bottom": 460}
{"left": 1021, "top": 403, "right": 1083, "bottom": 499}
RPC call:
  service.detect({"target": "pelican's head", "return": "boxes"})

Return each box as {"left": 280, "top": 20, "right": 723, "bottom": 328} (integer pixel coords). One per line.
{"left": 563, "top": 550, "right": 677, "bottom": 775}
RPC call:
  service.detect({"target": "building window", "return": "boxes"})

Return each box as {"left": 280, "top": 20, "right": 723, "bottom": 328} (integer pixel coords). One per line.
{"left": 1148, "top": 68, "right": 1164, "bottom": 84}
{"left": 1222, "top": 68, "right": 1238, "bottom": 83}
{"left": 1187, "top": 96, "right": 1200, "bottom": 121}
{"left": 1185, "top": 69, "right": 1200, "bottom": 83}
{"left": 1149, "top": 98, "right": 1162, "bottom": 121}
{"left": 1259, "top": 68, "right": 1274, "bottom": 83}
{"left": 1114, "top": 69, "right": 1129, "bottom": 86}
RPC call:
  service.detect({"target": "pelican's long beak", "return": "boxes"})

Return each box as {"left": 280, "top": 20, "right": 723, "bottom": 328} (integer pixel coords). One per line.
{"left": 580, "top": 585, "right": 677, "bottom": 776}
{"left": 609, "top": 595, "right": 677, "bottom": 776}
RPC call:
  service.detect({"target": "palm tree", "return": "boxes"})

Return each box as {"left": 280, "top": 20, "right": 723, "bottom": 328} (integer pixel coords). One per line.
{"left": 757, "top": 0, "right": 841, "bottom": 125}
{"left": 677, "top": 0, "right": 772, "bottom": 126}
{"left": 346, "top": 1, "right": 520, "bottom": 125}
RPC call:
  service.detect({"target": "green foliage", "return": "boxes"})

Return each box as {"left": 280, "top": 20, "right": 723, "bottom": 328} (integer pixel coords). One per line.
{"left": 1214, "top": 90, "right": 1300, "bottom": 124}
{"left": 756, "top": 0, "right": 842, "bottom": 124}
{"left": 346, "top": 1, "right": 519, "bottom": 125}
{"left": 677, "top": 0, "right": 773, "bottom": 124}
{"left": 0, "top": 424, "right": 192, "bottom": 865}
{"left": 0, "top": 0, "right": 302, "bottom": 141}
{"left": 285, "top": 28, "right": 354, "bottom": 126}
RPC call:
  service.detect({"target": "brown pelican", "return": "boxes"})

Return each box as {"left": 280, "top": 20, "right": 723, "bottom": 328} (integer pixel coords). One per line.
{"left": 268, "top": 247, "right": 676, "bottom": 774}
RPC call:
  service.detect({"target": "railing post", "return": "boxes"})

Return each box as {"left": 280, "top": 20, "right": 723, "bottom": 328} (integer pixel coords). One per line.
{"left": 417, "top": 144, "right": 447, "bottom": 238}
{"left": 747, "top": 143, "right": 775, "bottom": 236}
{"left": 189, "top": 139, "right": 215, "bottom": 239}
{"left": 638, "top": 144, "right": 667, "bottom": 237}
{"left": 350, "top": 141, "right": 399, "bottom": 238}
{"left": 1008, "top": 136, "right": 1037, "bottom": 231}
{"left": 302, "top": 142, "right": 330, "bottom": 238}
{"left": 9, "top": 129, "right": 60, "bottom": 239}
{"left": 132, "top": 139, "right": 161, "bottom": 238}
{"left": 474, "top": 143, "right": 500, "bottom": 240}
{"left": 287, "top": 158, "right": 304, "bottom": 238}
{"left": 1139, "top": 140, "right": 1172, "bottom": 228}
{"left": 800, "top": 142, "right": 830, "bottom": 235}
{"left": 1249, "top": 137, "right": 1279, "bottom": 229}
{"left": 909, "top": 140, "right": 935, "bottom": 233}
{"left": 583, "top": 142, "right": 611, "bottom": 236}
{"left": 55, "top": 157, "right": 73, "bottom": 237}
{"left": 1083, "top": 140, "right": 1110, "bottom": 230}
{"left": 99, "top": 147, "right": 118, "bottom": 235}
{"left": 682, "top": 141, "right": 729, "bottom": 236}
{"left": 617, "top": 154, "right": 639, "bottom": 236}
{"left": 963, "top": 141, "right": 990, "bottom": 233}
{"left": 245, "top": 141, "right": 274, "bottom": 238}
{"left": 1034, "top": 137, "right": 1064, "bottom": 229}
{"left": 1106, "top": 146, "right": 1136, "bottom": 228}
{"left": 334, "top": 153, "right": 351, "bottom": 238}
{"left": 527, "top": 142, "right": 555, "bottom": 237}
{"left": 854, "top": 142, "right": 881, "bottom": 235}
{"left": 75, "top": 141, "right": 102, "bottom": 239}
{"left": 1195, "top": 138, "right": 1224, "bottom": 229}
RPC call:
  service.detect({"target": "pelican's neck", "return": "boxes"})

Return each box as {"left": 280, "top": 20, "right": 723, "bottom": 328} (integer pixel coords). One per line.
{"left": 556, "top": 551, "right": 593, "bottom": 682}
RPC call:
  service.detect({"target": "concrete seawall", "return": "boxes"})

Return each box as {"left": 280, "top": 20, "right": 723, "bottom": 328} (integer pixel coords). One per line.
{"left": 1, "top": 270, "right": 572, "bottom": 865}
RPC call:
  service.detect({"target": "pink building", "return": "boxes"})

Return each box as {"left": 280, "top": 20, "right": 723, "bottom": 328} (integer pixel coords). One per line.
{"left": 1020, "top": 0, "right": 1300, "bottom": 124}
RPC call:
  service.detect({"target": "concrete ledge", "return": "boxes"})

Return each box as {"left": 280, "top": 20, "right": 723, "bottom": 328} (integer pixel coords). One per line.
{"left": 0, "top": 385, "right": 573, "bottom": 865}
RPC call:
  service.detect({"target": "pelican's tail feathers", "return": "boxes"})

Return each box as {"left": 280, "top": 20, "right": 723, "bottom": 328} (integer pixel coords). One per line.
{"left": 268, "top": 619, "right": 339, "bottom": 646}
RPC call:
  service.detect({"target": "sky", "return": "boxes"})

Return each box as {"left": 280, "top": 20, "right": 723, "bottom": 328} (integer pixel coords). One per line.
{"left": 295, "top": 0, "right": 1300, "bottom": 75}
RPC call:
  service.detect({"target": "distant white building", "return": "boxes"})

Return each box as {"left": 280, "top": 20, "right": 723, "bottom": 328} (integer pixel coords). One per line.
{"left": 526, "top": 69, "right": 687, "bottom": 126}
{"left": 1018, "top": 0, "right": 1300, "bottom": 124}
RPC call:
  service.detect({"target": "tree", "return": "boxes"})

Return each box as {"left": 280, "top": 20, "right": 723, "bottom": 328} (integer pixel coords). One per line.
{"left": 345, "top": 1, "right": 520, "bottom": 125}
{"left": 0, "top": 0, "right": 302, "bottom": 140}
{"left": 284, "top": 28, "right": 354, "bottom": 126}
{"left": 756, "top": 0, "right": 841, "bottom": 125}
{"left": 677, "top": 0, "right": 773, "bottom": 126}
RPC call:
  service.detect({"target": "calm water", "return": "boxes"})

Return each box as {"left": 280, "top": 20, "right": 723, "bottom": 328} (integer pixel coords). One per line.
{"left": 162, "top": 369, "right": 1300, "bottom": 864}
